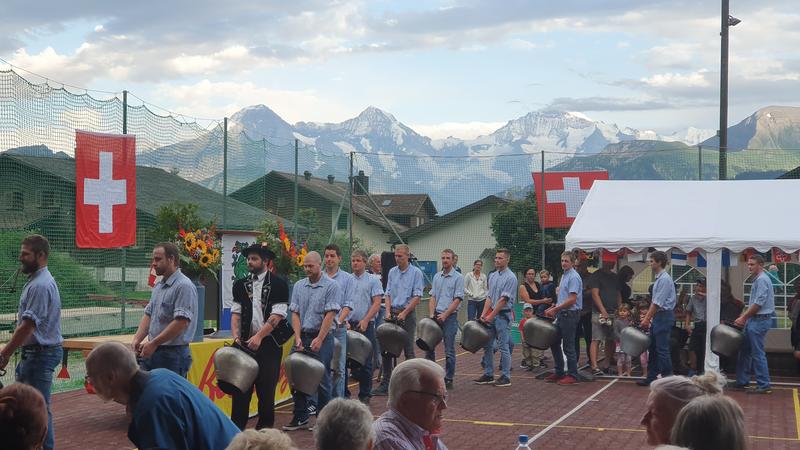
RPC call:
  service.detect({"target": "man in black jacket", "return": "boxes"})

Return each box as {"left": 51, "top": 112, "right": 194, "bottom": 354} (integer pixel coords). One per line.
{"left": 229, "top": 244, "right": 291, "bottom": 430}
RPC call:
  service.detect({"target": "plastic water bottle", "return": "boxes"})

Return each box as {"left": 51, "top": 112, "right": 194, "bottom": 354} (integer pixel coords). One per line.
{"left": 516, "top": 434, "right": 532, "bottom": 449}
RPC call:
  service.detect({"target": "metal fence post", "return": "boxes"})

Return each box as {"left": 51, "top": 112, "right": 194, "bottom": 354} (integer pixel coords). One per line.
{"left": 349, "top": 152, "right": 354, "bottom": 263}
{"left": 223, "top": 117, "right": 228, "bottom": 229}
{"left": 540, "top": 151, "right": 546, "bottom": 268}
{"left": 293, "top": 139, "right": 299, "bottom": 238}
{"left": 121, "top": 90, "right": 128, "bottom": 330}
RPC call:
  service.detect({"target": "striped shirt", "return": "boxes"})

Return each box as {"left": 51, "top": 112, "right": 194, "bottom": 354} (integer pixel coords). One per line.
{"left": 373, "top": 409, "right": 448, "bottom": 450}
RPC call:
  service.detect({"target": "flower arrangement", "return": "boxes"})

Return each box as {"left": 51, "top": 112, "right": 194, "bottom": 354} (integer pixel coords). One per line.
{"left": 177, "top": 226, "right": 221, "bottom": 282}
{"left": 279, "top": 222, "right": 309, "bottom": 268}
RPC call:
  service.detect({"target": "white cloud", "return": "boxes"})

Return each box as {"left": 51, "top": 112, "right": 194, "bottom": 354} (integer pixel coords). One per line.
{"left": 640, "top": 70, "right": 711, "bottom": 88}
{"left": 410, "top": 121, "right": 505, "bottom": 140}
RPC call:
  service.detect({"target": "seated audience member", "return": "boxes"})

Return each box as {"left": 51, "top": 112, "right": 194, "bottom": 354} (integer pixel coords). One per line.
{"left": 85, "top": 341, "right": 239, "bottom": 450}
{"left": 226, "top": 428, "right": 298, "bottom": 450}
{"left": 670, "top": 395, "right": 746, "bottom": 450}
{"left": 0, "top": 383, "right": 48, "bottom": 450}
{"left": 373, "top": 358, "right": 448, "bottom": 450}
{"left": 315, "top": 398, "right": 374, "bottom": 450}
{"left": 640, "top": 371, "right": 725, "bottom": 447}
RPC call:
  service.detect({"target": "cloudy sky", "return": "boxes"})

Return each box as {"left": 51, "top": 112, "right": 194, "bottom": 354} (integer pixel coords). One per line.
{"left": 2, "top": 0, "right": 798, "bottom": 139}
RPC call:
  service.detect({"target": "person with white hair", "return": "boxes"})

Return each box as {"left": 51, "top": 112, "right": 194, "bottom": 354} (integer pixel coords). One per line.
{"left": 225, "top": 428, "right": 298, "bottom": 450}
{"left": 640, "top": 371, "right": 726, "bottom": 446}
{"left": 670, "top": 395, "right": 747, "bottom": 450}
{"left": 85, "top": 341, "right": 239, "bottom": 450}
{"left": 315, "top": 398, "right": 375, "bottom": 450}
{"left": 373, "top": 358, "right": 448, "bottom": 450}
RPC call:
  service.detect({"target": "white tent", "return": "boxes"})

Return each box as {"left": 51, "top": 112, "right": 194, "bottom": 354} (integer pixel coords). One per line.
{"left": 565, "top": 179, "right": 800, "bottom": 372}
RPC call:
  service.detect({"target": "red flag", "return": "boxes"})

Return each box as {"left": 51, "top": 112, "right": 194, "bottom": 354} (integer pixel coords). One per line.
{"left": 772, "top": 248, "right": 791, "bottom": 263}
{"left": 532, "top": 171, "right": 608, "bottom": 228}
{"left": 75, "top": 131, "right": 136, "bottom": 248}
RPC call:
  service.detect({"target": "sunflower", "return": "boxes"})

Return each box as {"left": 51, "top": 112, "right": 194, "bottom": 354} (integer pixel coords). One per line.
{"left": 185, "top": 232, "right": 196, "bottom": 245}
{"left": 185, "top": 240, "right": 198, "bottom": 254}
{"left": 195, "top": 240, "right": 208, "bottom": 254}
{"left": 199, "top": 253, "right": 212, "bottom": 268}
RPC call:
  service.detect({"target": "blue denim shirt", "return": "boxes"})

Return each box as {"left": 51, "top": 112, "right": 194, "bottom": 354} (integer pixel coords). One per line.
{"left": 557, "top": 268, "right": 583, "bottom": 311}
{"left": 325, "top": 268, "right": 355, "bottom": 313}
{"left": 289, "top": 275, "right": 340, "bottom": 331}
{"left": 386, "top": 264, "right": 425, "bottom": 309}
{"left": 651, "top": 270, "right": 676, "bottom": 311}
{"left": 749, "top": 271, "right": 775, "bottom": 315}
{"left": 18, "top": 266, "right": 63, "bottom": 346}
{"left": 431, "top": 268, "right": 465, "bottom": 313}
{"left": 145, "top": 269, "right": 198, "bottom": 346}
{"left": 487, "top": 268, "right": 517, "bottom": 312}
{"left": 348, "top": 271, "right": 384, "bottom": 322}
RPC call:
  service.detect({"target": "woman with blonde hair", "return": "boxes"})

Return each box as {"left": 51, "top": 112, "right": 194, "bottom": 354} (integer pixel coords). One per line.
{"left": 641, "top": 370, "right": 726, "bottom": 446}
{"left": 671, "top": 395, "right": 747, "bottom": 450}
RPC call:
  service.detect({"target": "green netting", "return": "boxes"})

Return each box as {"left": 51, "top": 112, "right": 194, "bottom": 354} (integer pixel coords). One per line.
{"left": 3, "top": 67, "right": 800, "bottom": 389}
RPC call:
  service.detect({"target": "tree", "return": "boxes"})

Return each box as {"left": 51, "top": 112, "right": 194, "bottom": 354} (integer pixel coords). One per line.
{"left": 153, "top": 202, "right": 206, "bottom": 243}
{"left": 491, "top": 191, "right": 541, "bottom": 274}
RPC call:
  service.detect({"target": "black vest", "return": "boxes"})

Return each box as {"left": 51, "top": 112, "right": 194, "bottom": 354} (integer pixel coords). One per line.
{"left": 232, "top": 271, "right": 290, "bottom": 342}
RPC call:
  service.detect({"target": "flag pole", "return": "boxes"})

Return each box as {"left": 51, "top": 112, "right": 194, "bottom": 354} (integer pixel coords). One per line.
{"left": 540, "top": 151, "right": 546, "bottom": 269}
{"left": 120, "top": 90, "right": 128, "bottom": 330}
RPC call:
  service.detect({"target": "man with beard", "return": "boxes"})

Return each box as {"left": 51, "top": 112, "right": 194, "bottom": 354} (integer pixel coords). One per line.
{"left": 0, "top": 234, "right": 63, "bottom": 450}
{"left": 229, "top": 244, "right": 291, "bottom": 430}
{"left": 132, "top": 242, "right": 198, "bottom": 376}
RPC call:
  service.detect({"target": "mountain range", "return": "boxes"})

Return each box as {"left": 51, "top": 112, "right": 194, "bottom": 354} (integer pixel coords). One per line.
{"left": 5, "top": 104, "right": 800, "bottom": 215}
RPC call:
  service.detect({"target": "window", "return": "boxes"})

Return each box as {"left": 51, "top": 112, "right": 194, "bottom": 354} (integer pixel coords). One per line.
{"left": 9, "top": 191, "right": 23, "bottom": 211}
{"left": 276, "top": 197, "right": 286, "bottom": 208}
{"left": 40, "top": 191, "right": 57, "bottom": 208}
{"left": 382, "top": 199, "right": 392, "bottom": 206}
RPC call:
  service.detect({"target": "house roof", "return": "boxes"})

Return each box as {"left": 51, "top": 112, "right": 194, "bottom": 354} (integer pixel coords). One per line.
{"left": 235, "top": 171, "right": 412, "bottom": 234}
{"left": 778, "top": 166, "right": 800, "bottom": 179}
{"left": 367, "top": 194, "right": 437, "bottom": 217}
{"left": 1, "top": 154, "right": 284, "bottom": 230}
{"left": 398, "top": 195, "right": 509, "bottom": 241}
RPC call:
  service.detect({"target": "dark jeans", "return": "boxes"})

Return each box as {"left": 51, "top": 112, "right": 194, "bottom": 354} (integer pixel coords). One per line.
{"left": 552, "top": 310, "right": 580, "bottom": 378}
{"left": 425, "top": 314, "right": 459, "bottom": 381}
{"left": 380, "top": 309, "right": 416, "bottom": 385}
{"left": 291, "top": 332, "right": 334, "bottom": 422}
{"left": 17, "top": 345, "right": 62, "bottom": 450}
{"left": 231, "top": 338, "right": 283, "bottom": 430}
{"left": 349, "top": 321, "right": 376, "bottom": 399}
{"left": 646, "top": 310, "right": 675, "bottom": 383}
{"left": 574, "top": 312, "right": 592, "bottom": 364}
{"left": 139, "top": 345, "right": 192, "bottom": 377}
{"left": 467, "top": 299, "right": 486, "bottom": 322}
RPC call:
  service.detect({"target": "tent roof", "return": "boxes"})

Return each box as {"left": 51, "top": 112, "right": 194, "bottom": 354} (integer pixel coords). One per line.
{"left": 565, "top": 180, "right": 800, "bottom": 254}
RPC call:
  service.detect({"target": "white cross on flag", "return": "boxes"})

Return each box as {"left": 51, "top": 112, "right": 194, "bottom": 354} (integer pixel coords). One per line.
{"left": 75, "top": 130, "right": 136, "bottom": 248}
{"left": 532, "top": 171, "right": 608, "bottom": 229}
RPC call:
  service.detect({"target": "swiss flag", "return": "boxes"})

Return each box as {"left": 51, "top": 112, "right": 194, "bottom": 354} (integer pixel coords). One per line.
{"left": 75, "top": 131, "right": 136, "bottom": 248}
{"left": 532, "top": 171, "right": 608, "bottom": 229}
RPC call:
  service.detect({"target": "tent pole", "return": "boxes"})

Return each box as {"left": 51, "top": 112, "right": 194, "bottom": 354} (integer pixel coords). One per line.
{"left": 704, "top": 250, "right": 722, "bottom": 373}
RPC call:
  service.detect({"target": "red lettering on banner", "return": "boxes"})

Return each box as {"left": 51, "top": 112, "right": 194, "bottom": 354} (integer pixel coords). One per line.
{"left": 198, "top": 348, "right": 226, "bottom": 402}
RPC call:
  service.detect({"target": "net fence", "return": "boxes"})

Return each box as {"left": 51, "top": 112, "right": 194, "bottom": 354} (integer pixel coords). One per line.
{"left": 2, "top": 67, "right": 800, "bottom": 389}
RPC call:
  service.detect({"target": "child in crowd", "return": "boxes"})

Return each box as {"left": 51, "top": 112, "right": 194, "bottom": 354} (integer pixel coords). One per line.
{"left": 614, "top": 304, "right": 633, "bottom": 376}
{"left": 519, "top": 304, "right": 536, "bottom": 369}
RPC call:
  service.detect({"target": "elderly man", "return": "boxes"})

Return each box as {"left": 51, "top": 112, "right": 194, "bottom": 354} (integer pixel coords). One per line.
{"left": 731, "top": 254, "right": 775, "bottom": 394}
{"left": 373, "top": 359, "right": 448, "bottom": 450}
{"left": 85, "top": 342, "right": 238, "bottom": 450}
{"left": 373, "top": 244, "right": 425, "bottom": 396}
{"left": 315, "top": 398, "right": 375, "bottom": 450}
{"left": 347, "top": 249, "right": 384, "bottom": 402}
{"left": 324, "top": 243, "right": 355, "bottom": 399}
{"left": 283, "top": 251, "right": 340, "bottom": 431}
{"left": 474, "top": 248, "right": 517, "bottom": 387}
{"left": 229, "top": 244, "right": 291, "bottom": 430}
{"left": 0, "top": 234, "right": 63, "bottom": 450}
{"left": 132, "top": 242, "right": 198, "bottom": 376}
{"left": 426, "top": 249, "right": 464, "bottom": 390}
{"left": 638, "top": 251, "right": 677, "bottom": 387}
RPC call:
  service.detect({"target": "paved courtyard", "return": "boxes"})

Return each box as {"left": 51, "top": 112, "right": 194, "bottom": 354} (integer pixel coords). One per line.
{"left": 52, "top": 349, "right": 800, "bottom": 449}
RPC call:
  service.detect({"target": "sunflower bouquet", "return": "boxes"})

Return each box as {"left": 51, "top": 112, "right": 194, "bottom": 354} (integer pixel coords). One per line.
{"left": 177, "top": 226, "right": 222, "bottom": 282}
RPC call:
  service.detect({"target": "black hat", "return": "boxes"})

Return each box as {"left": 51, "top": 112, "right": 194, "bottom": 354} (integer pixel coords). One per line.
{"left": 242, "top": 243, "right": 276, "bottom": 261}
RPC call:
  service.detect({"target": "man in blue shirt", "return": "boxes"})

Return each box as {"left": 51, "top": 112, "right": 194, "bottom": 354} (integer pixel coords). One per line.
{"left": 426, "top": 249, "right": 465, "bottom": 390}
{"left": 732, "top": 253, "right": 775, "bottom": 394}
{"left": 638, "top": 251, "right": 677, "bottom": 387}
{"left": 347, "top": 249, "right": 384, "bottom": 402}
{"left": 284, "top": 251, "right": 340, "bottom": 431}
{"left": 0, "top": 234, "right": 63, "bottom": 450}
{"left": 324, "top": 243, "right": 355, "bottom": 399}
{"left": 474, "top": 248, "right": 517, "bottom": 387}
{"left": 373, "top": 244, "right": 425, "bottom": 396}
{"left": 132, "top": 242, "right": 198, "bottom": 377}
{"left": 85, "top": 341, "right": 238, "bottom": 450}
{"left": 543, "top": 251, "right": 583, "bottom": 386}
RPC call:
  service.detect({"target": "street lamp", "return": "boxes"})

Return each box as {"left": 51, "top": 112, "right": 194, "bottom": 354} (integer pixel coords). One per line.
{"left": 719, "top": 0, "right": 741, "bottom": 181}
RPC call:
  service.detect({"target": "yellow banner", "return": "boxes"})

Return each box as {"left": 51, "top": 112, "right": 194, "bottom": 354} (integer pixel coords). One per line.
{"left": 187, "top": 338, "right": 294, "bottom": 416}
